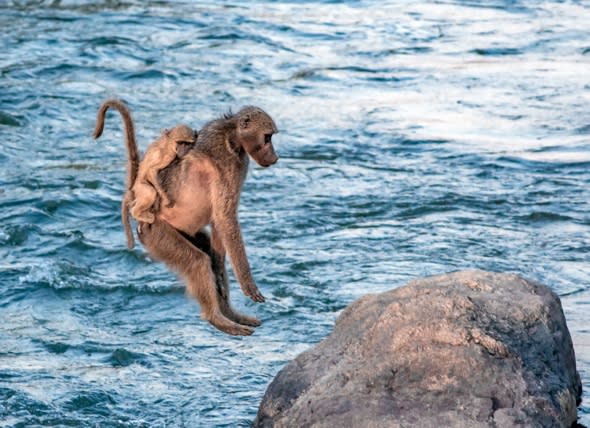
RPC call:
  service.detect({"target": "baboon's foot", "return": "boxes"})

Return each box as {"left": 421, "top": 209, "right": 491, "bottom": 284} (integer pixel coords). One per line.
{"left": 238, "top": 315, "right": 262, "bottom": 327}
{"left": 225, "top": 309, "right": 262, "bottom": 327}
{"left": 134, "top": 211, "right": 155, "bottom": 223}
{"left": 206, "top": 311, "right": 254, "bottom": 336}
{"left": 219, "top": 296, "right": 261, "bottom": 327}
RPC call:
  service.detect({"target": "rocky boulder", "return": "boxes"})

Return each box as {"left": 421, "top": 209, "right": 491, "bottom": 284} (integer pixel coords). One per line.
{"left": 254, "top": 270, "right": 582, "bottom": 428}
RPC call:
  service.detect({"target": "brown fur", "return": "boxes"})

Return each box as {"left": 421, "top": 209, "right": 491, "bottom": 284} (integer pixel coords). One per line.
{"left": 130, "top": 124, "right": 197, "bottom": 224}
{"left": 93, "top": 99, "right": 139, "bottom": 249}
{"left": 139, "top": 106, "right": 279, "bottom": 335}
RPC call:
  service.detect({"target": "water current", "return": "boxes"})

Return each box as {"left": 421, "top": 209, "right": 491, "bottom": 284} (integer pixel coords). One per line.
{"left": 1, "top": 1, "right": 589, "bottom": 426}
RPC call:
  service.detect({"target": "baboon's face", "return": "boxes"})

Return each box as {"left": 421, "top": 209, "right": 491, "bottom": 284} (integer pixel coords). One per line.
{"left": 237, "top": 109, "right": 278, "bottom": 168}
{"left": 242, "top": 129, "right": 278, "bottom": 167}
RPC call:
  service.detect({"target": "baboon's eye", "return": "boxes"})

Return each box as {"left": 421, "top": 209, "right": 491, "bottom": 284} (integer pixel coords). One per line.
{"left": 264, "top": 134, "right": 272, "bottom": 144}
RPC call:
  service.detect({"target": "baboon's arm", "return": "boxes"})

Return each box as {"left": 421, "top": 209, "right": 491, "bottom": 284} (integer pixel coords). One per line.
{"left": 212, "top": 201, "right": 265, "bottom": 303}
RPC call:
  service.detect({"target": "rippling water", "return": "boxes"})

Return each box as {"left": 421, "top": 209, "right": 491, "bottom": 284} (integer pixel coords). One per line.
{"left": 1, "top": 0, "right": 589, "bottom": 426}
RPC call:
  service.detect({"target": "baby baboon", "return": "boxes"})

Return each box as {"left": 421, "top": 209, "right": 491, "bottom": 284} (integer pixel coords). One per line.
{"left": 139, "top": 106, "right": 279, "bottom": 335}
{"left": 130, "top": 124, "right": 197, "bottom": 224}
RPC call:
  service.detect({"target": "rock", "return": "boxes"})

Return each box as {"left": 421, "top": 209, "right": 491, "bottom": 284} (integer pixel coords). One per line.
{"left": 254, "top": 271, "right": 582, "bottom": 428}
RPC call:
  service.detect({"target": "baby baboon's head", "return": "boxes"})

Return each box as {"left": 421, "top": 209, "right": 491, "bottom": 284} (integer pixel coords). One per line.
{"left": 166, "top": 124, "right": 197, "bottom": 144}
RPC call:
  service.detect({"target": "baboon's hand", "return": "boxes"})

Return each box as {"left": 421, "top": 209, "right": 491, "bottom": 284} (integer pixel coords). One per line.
{"left": 251, "top": 291, "right": 265, "bottom": 303}
{"left": 243, "top": 282, "right": 265, "bottom": 303}
{"left": 160, "top": 195, "right": 172, "bottom": 208}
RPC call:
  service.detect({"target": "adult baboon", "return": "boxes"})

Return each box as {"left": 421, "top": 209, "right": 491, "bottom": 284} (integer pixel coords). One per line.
{"left": 95, "top": 100, "right": 279, "bottom": 335}
{"left": 140, "top": 106, "right": 279, "bottom": 335}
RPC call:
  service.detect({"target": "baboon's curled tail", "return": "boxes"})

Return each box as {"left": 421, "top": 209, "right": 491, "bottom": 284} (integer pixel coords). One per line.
{"left": 93, "top": 99, "right": 140, "bottom": 249}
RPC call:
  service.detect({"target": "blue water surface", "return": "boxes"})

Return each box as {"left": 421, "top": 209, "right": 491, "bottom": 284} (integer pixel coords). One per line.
{"left": 1, "top": 0, "right": 589, "bottom": 426}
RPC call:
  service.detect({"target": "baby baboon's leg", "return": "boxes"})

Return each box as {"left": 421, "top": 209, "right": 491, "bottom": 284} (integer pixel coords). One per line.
{"left": 130, "top": 183, "right": 157, "bottom": 223}
{"left": 138, "top": 219, "right": 254, "bottom": 336}
{"left": 186, "top": 229, "right": 261, "bottom": 328}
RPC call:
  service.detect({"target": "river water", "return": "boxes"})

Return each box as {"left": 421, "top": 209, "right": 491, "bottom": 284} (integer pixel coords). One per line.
{"left": 1, "top": 1, "right": 589, "bottom": 426}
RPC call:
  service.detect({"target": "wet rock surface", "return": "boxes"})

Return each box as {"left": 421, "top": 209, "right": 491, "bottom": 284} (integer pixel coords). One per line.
{"left": 255, "top": 271, "right": 582, "bottom": 428}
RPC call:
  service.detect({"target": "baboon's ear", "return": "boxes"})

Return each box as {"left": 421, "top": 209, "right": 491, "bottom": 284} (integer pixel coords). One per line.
{"left": 239, "top": 114, "right": 252, "bottom": 129}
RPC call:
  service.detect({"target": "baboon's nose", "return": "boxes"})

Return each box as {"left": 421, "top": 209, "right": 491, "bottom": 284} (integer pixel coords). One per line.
{"left": 259, "top": 153, "right": 278, "bottom": 168}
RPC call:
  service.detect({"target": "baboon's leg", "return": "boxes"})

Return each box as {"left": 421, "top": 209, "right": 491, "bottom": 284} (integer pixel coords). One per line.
{"left": 130, "top": 183, "right": 156, "bottom": 223}
{"left": 121, "top": 191, "right": 135, "bottom": 249}
{"left": 186, "top": 229, "right": 261, "bottom": 328}
{"left": 138, "top": 219, "right": 254, "bottom": 336}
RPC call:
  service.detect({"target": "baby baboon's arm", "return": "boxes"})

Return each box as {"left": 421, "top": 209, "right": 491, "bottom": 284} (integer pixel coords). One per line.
{"left": 144, "top": 159, "right": 173, "bottom": 207}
